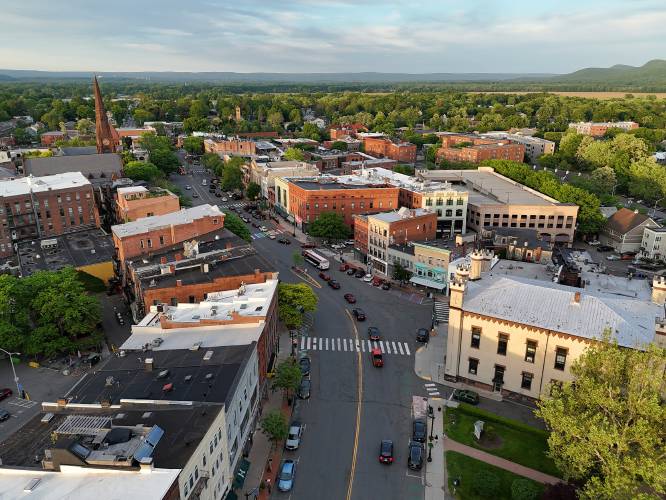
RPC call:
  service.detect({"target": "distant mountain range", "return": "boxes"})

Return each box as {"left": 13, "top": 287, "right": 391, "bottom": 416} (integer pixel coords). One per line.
{"left": 0, "top": 60, "right": 664, "bottom": 86}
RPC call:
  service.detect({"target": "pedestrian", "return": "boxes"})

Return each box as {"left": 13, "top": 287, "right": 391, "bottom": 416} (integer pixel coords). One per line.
{"left": 265, "top": 478, "right": 272, "bottom": 494}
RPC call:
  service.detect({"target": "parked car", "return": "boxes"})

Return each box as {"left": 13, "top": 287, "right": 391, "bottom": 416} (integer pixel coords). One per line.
{"left": 588, "top": 240, "right": 600, "bottom": 246}
{"left": 452, "top": 389, "right": 480, "bottom": 405}
{"left": 339, "top": 263, "right": 350, "bottom": 271}
{"left": 268, "top": 234, "right": 276, "bottom": 240}
{"left": 596, "top": 245, "right": 614, "bottom": 252}
{"left": 372, "top": 276, "right": 383, "bottom": 287}
{"left": 301, "top": 243, "right": 316, "bottom": 249}
{"left": 285, "top": 422, "right": 304, "bottom": 450}
{"left": 278, "top": 459, "right": 296, "bottom": 492}
{"left": 344, "top": 293, "right": 356, "bottom": 304}
{"left": 115, "top": 312, "right": 125, "bottom": 326}
{"left": 363, "top": 274, "right": 373, "bottom": 282}
{"left": 259, "top": 225, "right": 268, "bottom": 232}
{"left": 606, "top": 254, "right": 621, "bottom": 261}
{"left": 379, "top": 440, "right": 394, "bottom": 464}
{"left": 354, "top": 269, "right": 365, "bottom": 278}
{"left": 416, "top": 328, "right": 429, "bottom": 343}
{"left": 371, "top": 348, "right": 384, "bottom": 367}
{"left": 298, "top": 379, "right": 311, "bottom": 399}
{"left": 215, "top": 192, "right": 222, "bottom": 197}
{"left": 412, "top": 419, "right": 427, "bottom": 443}
{"left": 0, "top": 409, "right": 10, "bottom": 422}
{"left": 185, "top": 185, "right": 192, "bottom": 190}
{"left": 367, "top": 327, "right": 381, "bottom": 341}
{"left": 352, "top": 308, "right": 366, "bottom": 321}
{"left": 222, "top": 197, "right": 228, "bottom": 202}
{"left": 345, "top": 240, "right": 355, "bottom": 246}
{"left": 278, "top": 237, "right": 292, "bottom": 245}
{"left": 621, "top": 252, "right": 637, "bottom": 261}
{"left": 319, "top": 272, "right": 331, "bottom": 281}
{"left": 381, "top": 282, "right": 391, "bottom": 290}
{"left": 192, "top": 192, "right": 199, "bottom": 198}
{"left": 331, "top": 243, "right": 345, "bottom": 250}
{"left": 0, "top": 388, "right": 12, "bottom": 402}
{"left": 407, "top": 441, "right": 424, "bottom": 470}
{"left": 346, "top": 267, "right": 357, "bottom": 276}
{"left": 251, "top": 222, "right": 259, "bottom": 228}
{"left": 328, "top": 279, "right": 341, "bottom": 289}
{"left": 298, "top": 356, "right": 311, "bottom": 377}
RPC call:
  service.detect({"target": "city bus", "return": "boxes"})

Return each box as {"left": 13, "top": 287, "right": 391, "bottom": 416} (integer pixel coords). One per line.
{"left": 302, "top": 249, "right": 330, "bottom": 270}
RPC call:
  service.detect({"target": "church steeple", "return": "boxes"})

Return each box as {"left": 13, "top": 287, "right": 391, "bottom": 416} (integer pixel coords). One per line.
{"left": 93, "top": 75, "right": 118, "bottom": 154}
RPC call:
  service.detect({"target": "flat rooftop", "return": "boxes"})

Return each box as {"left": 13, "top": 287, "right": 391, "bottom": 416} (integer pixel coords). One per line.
{"left": 17, "top": 229, "right": 115, "bottom": 276}
{"left": 352, "top": 167, "right": 464, "bottom": 193}
{"left": 0, "top": 172, "right": 91, "bottom": 197}
{"left": 67, "top": 343, "right": 255, "bottom": 406}
{"left": 370, "top": 207, "right": 433, "bottom": 223}
{"left": 111, "top": 204, "right": 223, "bottom": 238}
{"left": 290, "top": 179, "right": 392, "bottom": 191}
{"left": 419, "top": 168, "right": 562, "bottom": 206}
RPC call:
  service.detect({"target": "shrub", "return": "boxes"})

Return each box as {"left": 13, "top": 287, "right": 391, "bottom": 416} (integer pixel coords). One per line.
{"left": 511, "top": 478, "right": 541, "bottom": 500}
{"left": 472, "top": 470, "right": 500, "bottom": 497}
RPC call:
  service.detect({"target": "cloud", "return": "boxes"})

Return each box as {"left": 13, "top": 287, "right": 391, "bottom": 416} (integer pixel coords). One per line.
{"left": 142, "top": 27, "right": 193, "bottom": 37}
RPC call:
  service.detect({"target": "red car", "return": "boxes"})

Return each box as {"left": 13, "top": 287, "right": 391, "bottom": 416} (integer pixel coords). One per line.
{"left": 344, "top": 293, "right": 356, "bottom": 303}
{"left": 328, "top": 280, "right": 341, "bottom": 289}
{"left": 379, "top": 440, "right": 394, "bottom": 464}
{"left": 372, "top": 276, "right": 384, "bottom": 287}
{"left": 319, "top": 272, "right": 331, "bottom": 281}
{"left": 0, "top": 388, "right": 13, "bottom": 402}
{"left": 371, "top": 348, "right": 384, "bottom": 367}
{"left": 339, "top": 263, "right": 350, "bottom": 272}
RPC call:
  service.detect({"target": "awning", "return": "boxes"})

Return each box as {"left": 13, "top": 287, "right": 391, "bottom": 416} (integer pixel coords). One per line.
{"left": 232, "top": 458, "right": 250, "bottom": 490}
{"left": 410, "top": 276, "right": 447, "bottom": 291}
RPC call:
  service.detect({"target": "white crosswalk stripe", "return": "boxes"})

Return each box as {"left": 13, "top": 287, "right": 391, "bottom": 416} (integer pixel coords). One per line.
{"left": 434, "top": 300, "right": 449, "bottom": 323}
{"left": 297, "top": 337, "right": 413, "bottom": 356}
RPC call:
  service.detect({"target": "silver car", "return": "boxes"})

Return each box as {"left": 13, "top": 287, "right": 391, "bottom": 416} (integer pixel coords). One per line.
{"left": 285, "top": 421, "right": 303, "bottom": 450}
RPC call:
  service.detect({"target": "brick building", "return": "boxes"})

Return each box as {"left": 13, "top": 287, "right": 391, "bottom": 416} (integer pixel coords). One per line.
{"left": 40, "top": 131, "right": 67, "bottom": 146}
{"left": 436, "top": 134, "right": 525, "bottom": 164}
{"left": 329, "top": 123, "right": 368, "bottom": 139}
{"left": 285, "top": 177, "right": 399, "bottom": 229}
{"left": 353, "top": 215, "right": 369, "bottom": 258}
{"left": 568, "top": 121, "right": 639, "bottom": 137}
{"left": 111, "top": 204, "right": 225, "bottom": 264}
{"left": 204, "top": 138, "right": 257, "bottom": 155}
{"left": 362, "top": 137, "right": 417, "bottom": 163}
{"left": 115, "top": 186, "right": 180, "bottom": 223}
{"left": 0, "top": 172, "right": 100, "bottom": 257}
{"left": 305, "top": 150, "right": 365, "bottom": 172}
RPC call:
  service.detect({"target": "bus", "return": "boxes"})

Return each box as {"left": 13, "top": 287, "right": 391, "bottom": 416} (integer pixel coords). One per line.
{"left": 302, "top": 249, "right": 329, "bottom": 270}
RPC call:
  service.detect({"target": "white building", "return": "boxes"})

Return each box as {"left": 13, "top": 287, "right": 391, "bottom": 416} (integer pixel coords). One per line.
{"left": 640, "top": 226, "right": 666, "bottom": 261}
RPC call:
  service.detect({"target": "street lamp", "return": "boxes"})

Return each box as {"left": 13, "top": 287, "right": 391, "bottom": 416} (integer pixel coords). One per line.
{"left": 651, "top": 197, "right": 665, "bottom": 218}
{"left": 0, "top": 347, "right": 21, "bottom": 398}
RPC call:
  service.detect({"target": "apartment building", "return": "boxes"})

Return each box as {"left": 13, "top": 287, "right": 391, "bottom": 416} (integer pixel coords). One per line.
{"left": 443, "top": 267, "right": 665, "bottom": 402}
{"left": 247, "top": 159, "right": 320, "bottom": 200}
{"left": 111, "top": 204, "right": 225, "bottom": 263}
{"left": 204, "top": 137, "right": 257, "bottom": 155}
{"left": 387, "top": 239, "right": 455, "bottom": 291}
{"left": 568, "top": 121, "right": 639, "bottom": 136}
{"left": 436, "top": 133, "right": 525, "bottom": 164}
{"left": 483, "top": 132, "right": 555, "bottom": 162}
{"left": 364, "top": 208, "right": 437, "bottom": 275}
{"left": 285, "top": 176, "right": 399, "bottom": 229}
{"left": 115, "top": 186, "right": 180, "bottom": 223}
{"left": 419, "top": 168, "right": 579, "bottom": 244}
{"left": 0, "top": 172, "right": 100, "bottom": 257}
{"left": 640, "top": 226, "right": 666, "bottom": 261}
{"left": 362, "top": 137, "right": 417, "bottom": 163}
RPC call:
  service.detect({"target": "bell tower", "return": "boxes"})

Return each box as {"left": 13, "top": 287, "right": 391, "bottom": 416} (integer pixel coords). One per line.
{"left": 93, "top": 75, "right": 117, "bottom": 154}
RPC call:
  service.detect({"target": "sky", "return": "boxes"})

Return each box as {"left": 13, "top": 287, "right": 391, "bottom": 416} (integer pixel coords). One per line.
{"left": 1, "top": 0, "right": 665, "bottom": 74}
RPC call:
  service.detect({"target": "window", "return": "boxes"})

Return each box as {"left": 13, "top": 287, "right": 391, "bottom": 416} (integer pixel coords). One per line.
{"left": 525, "top": 340, "right": 537, "bottom": 363}
{"left": 147, "top": 238, "right": 152, "bottom": 248}
{"left": 497, "top": 334, "right": 508, "bottom": 356}
{"left": 521, "top": 372, "right": 533, "bottom": 390}
{"left": 457, "top": 198, "right": 464, "bottom": 205}
{"left": 195, "top": 466, "right": 199, "bottom": 480}
{"left": 554, "top": 347, "right": 568, "bottom": 370}
{"left": 446, "top": 199, "right": 453, "bottom": 206}
{"left": 471, "top": 327, "right": 481, "bottom": 348}
{"left": 140, "top": 239, "right": 145, "bottom": 249}
{"left": 159, "top": 235, "right": 165, "bottom": 246}
{"left": 468, "top": 358, "right": 479, "bottom": 375}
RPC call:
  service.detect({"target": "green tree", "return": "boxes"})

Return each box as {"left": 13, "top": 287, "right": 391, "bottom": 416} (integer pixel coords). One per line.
{"left": 283, "top": 147, "right": 305, "bottom": 161}
{"left": 559, "top": 132, "right": 586, "bottom": 161}
{"left": 307, "top": 212, "right": 350, "bottom": 240}
{"left": 75, "top": 118, "right": 94, "bottom": 135}
{"left": 330, "top": 140, "right": 348, "bottom": 151}
{"left": 246, "top": 182, "right": 261, "bottom": 200}
{"left": 393, "top": 164, "right": 415, "bottom": 175}
{"left": 511, "top": 479, "right": 541, "bottom": 500}
{"left": 201, "top": 152, "right": 225, "bottom": 174}
{"left": 260, "top": 410, "right": 289, "bottom": 450}
{"left": 132, "top": 108, "right": 154, "bottom": 125}
{"left": 149, "top": 148, "right": 180, "bottom": 175}
{"left": 222, "top": 210, "right": 251, "bottom": 242}
{"left": 300, "top": 122, "right": 321, "bottom": 141}
{"left": 277, "top": 283, "right": 318, "bottom": 329}
{"left": 536, "top": 336, "right": 666, "bottom": 500}
{"left": 182, "top": 136, "right": 204, "bottom": 155}
{"left": 393, "top": 263, "right": 412, "bottom": 283}
{"left": 267, "top": 111, "right": 284, "bottom": 130}
{"left": 272, "top": 359, "right": 302, "bottom": 400}
{"left": 628, "top": 157, "right": 666, "bottom": 202}
{"left": 183, "top": 117, "right": 209, "bottom": 133}
{"left": 292, "top": 251, "right": 304, "bottom": 268}
{"left": 189, "top": 100, "right": 209, "bottom": 119}
{"left": 124, "top": 161, "right": 163, "bottom": 182}
{"left": 222, "top": 163, "right": 243, "bottom": 191}
{"left": 589, "top": 166, "right": 617, "bottom": 195}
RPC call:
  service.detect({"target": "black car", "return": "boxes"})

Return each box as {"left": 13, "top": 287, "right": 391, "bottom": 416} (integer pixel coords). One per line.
{"left": 328, "top": 279, "right": 341, "bottom": 289}
{"left": 298, "top": 378, "right": 311, "bottom": 399}
{"left": 412, "top": 419, "right": 427, "bottom": 443}
{"left": 346, "top": 268, "right": 356, "bottom": 276}
{"left": 379, "top": 440, "right": 394, "bottom": 464}
{"left": 596, "top": 245, "right": 614, "bottom": 252}
{"left": 381, "top": 282, "right": 391, "bottom": 290}
{"left": 352, "top": 308, "right": 366, "bottom": 321}
{"left": 407, "top": 441, "right": 424, "bottom": 470}
{"left": 0, "top": 409, "right": 10, "bottom": 422}
{"left": 416, "top": 328, "right": 430, "bottom": 343}
{"left": 354, "top": 269, "right": 365, "bottom": 278}
{"left": 278, "top": 237, "right": 292, "bottom": 245}
{"left": 298, "top": 356, "right": 311, "bottom": 377}
{"left": 367, "top": 326, "right": 381, "bottom": 341}
{"left": 452, "top": 389, "right": 480, "bottom": 405}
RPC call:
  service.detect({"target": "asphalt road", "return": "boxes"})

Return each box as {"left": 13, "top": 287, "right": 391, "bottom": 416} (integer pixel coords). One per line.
{"left": 249, "top": 225, "right": 431, "bottom": 500}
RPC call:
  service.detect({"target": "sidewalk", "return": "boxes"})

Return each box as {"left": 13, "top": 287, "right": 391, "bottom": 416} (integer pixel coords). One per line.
{"left": 444, "top": 439, "right": 563, "bottom": 485}
{"left": 425, "top": 398, "right": 454, "bottom": 500}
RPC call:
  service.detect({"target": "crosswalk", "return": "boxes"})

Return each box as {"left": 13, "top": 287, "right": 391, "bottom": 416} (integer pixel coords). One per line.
{"left": 424, "top": 383, "right": 441, "bottom": 397}
{"left": 8, "top": 398, "right": 37, "bottom": 409}
{"left": 300, "top": 336, "right": 412, "bottom": 356}
{"left": 251, "top": 229, "right": 284, "bottom": 240}
{"left": 220, "top": 202, "right": 246, "bottom": 209}
{"left": 433, "top": 300, "right": 449, "bottom": 324}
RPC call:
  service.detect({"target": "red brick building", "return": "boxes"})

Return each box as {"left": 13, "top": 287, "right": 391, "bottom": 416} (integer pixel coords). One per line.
{"left": 204, "top": 138, "right": 257, "bottom": 155}
{"left": 111, "top": 204, "right": 225, "bottom": 264}
{"left": 286, "top": 179, "right": 399, "bottom": 228}
{"left": 115, "top": 186, "right": 180, "bottom": 223}
{"left": 0, "top": 172, "right": 100, "bottom": 257}
{"left": 329, "top": 123, "right": 368, "bottom": 139}
{"left": 362, "top": 137, "right": 417, "bottom": 163}
{"left": 436, "top": 134, "right": 525, "bottom": 163}
{"left": 40, "top": 131, "right": 66, "bottom": 146}
{"left": 353, "top": 215, "right": 369, "bottom": 256}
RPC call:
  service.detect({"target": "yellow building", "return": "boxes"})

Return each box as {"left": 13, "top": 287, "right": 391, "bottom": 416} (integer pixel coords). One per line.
{"left": 444, "top": 271, "right": 665, "bottom": 402}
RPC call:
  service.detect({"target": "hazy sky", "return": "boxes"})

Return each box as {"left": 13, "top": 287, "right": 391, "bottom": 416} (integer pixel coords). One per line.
{"left": 1, "top": 0, "right": 665, "bottom": 73}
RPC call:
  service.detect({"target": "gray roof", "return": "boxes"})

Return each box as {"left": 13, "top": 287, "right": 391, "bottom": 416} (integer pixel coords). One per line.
{"left": 60, "top": 146, "right": 98, "bottom": 156}
{"left": 463, "top": 275, "right": 659, "bottom": 348}
{"left": 112, "top": 204, "right": 223, "bottom": 238}
{"left": 23, "top": 153, "right": 122, "bottom": 179}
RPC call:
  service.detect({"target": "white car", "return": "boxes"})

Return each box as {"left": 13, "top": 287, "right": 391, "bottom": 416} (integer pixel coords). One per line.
{"left": 345, "top": 240, "right": 355, "bottom": 246}
{"left": 331, "top": 243, "right": 345, "bottom": 250}
{"left": 222, "top": 197, "right": 228, "bottom": 202}
{"left": 268, "top": 234, "right": 276, "bottom": 240}
{"left": 606, "top": 254, "right": 621, "bottom": 261}
{"left": 202, "top": 180, "right": 207, "bottom": 186}
{"left": 259, "top": 225, "right": 268, "bottom": 232}
{"left": 588, "top": 240, "right": 600, "bottom": 246}
{"left": 363, "top": 274, "right": 373, "bottom": 282}
{"left": 285, "top": 422, "right": 304, "bottom": 450}
{"left": 185, "top": 185, "right": 192, "bottom": 190}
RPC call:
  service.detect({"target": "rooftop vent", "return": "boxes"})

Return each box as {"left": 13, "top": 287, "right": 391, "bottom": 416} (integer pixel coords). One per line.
{"left": 23, "top": 478, "right": 41, "bottom": 493}
{"left": 184, "top": 375, "right": 192, "bottom": 382}
{"left": 142, "top": 412, "right": 153, "bottom": 419}
{"left": 157, "top": 369, "right": 169, "bottom": 379}
{"left": 205, "top": 373, "right": 214, "bottom": 380}
{"left": 203, "top": 350, "right": 214, "bottom": 361}
{"left": 114, "top": 413, "right": 126, "bottom": 420}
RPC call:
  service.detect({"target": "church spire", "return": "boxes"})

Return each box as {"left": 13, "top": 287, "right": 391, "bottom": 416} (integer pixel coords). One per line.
{"left": 93, "top": 75, "right": 117, "bottom": 154}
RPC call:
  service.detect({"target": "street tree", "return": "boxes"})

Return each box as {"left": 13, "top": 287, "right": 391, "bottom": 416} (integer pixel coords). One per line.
{"left": 222, "top": 210, "right": 251, "bottom": 242}
{"left": 260, "top": 410, "right": 289, "bottom": 450}
{"left": 124, "top": 161, "right": 163, "bottom": 182}
{"left": 282, "top": 147, "right": 305, "bottom": 161}
{"left": 330, "top": 140, "right": 348, "bottom": 151}
{"left": 182, "top": 136, "right": 204, "bottom": 155}
{"left": 272, "top": 359, "right": 302, "bottom": 398}
{"left": 393, "top": 263, "right": 412, "bottom": 283}
{"left": 222, "top": 163, "right": 243, "bottom": 191}
{"left": 536, "top": 336, "right": 666, "bottom": 500}
{"left": 589, "top": 166, "right": 617, "bottom": 195}
{"left": 75, "top": 118, "right": 94, "bottom": 135}
{"left": 246, "top": 182, "right": 261, "bottom": 200}
{"left": 292, "top": 251, "right": 304, "bottom": 268}
{"left": 307, "top": 212, "right": 350, "bottom": 240}
{"left": 277, "top": 283, "right": 318, "bottom": 329}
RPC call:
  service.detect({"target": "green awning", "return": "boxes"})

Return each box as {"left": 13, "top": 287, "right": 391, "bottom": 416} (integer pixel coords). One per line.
{"left": 410, "top": 276, "right": 447, "bottom": 291}
{"left": 232, "top": 458, "right": 251, "bottom": 489}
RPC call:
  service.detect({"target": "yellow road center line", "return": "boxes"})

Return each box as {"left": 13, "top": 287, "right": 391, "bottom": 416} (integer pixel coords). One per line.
{"left": 345, "top": 309, "right": 363, "bottom": 500}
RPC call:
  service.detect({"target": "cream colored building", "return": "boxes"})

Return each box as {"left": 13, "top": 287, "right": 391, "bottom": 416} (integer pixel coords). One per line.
{"left": 274, "top": 176, "right": 292, "bottom": 217}
{"left": 483, "top": 132, "right": 555, "bottom": 162}
{"left": 249, "top": 159, "right": 319, "bottom": 199}
{"left": 444, "top": 266, "right": 664, "bottom": 401}
{"left": 640, "top": 226, "right": 666, "bottom": 261}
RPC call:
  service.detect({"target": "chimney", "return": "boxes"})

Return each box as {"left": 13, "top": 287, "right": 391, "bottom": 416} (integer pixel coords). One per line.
{"left": 254, "top": 269, "right": 261, "bottom": 277}
{"left": 160, "top": 256, "right": 167, "bottom": 264}
{"left": 225, "top": 242, "right": 233, "bottom": 250}
{"left": 175, "top": 253, "right": 182, "bottom": 261}
{"left": 202, "top": 263, "right": 209, "bottom": 273}
{"left": 144, "top": 358, "right": 153, "bottom": 371}
{"left": 573, "top": 291, "right": 581, "bottom": 304}
{"left": 176, "top": 280, "right": 182, "bottom": 287}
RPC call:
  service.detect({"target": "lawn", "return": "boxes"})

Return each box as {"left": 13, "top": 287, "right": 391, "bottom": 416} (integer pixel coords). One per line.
{"left": 445, "top": 404, "right": 560, "bottom": 477}
{"left": 446, "top": 451, "right": 545, "bottom": 500}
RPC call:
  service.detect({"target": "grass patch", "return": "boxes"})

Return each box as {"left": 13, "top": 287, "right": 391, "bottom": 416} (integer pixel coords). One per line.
{"left": 446, "top": 404, "right": 560, "bottom": 477}
{"left": 76, "top": 271, "right": 107, "bottom": 293}
{"left": 446, "top": 451, "right": 545, "bottom": 500}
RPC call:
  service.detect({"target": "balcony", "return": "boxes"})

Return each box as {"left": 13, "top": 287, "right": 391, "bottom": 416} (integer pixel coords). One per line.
{"left": 188, "top": 471, "right": 210, "bottom": 499}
